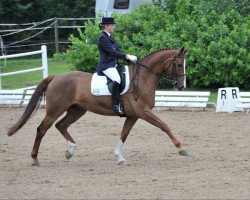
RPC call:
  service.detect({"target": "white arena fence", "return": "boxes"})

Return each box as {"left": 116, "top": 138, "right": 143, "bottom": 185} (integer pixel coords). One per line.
{"left": 154, "top": 90, "right": 212, "bottom": 111}
{"left": 0, "top": 45, "right": 48, "bottom": 106}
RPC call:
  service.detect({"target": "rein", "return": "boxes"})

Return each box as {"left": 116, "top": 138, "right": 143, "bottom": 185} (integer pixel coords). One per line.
{"left": 131, "top": 55, "right": 186, "bottom": 101}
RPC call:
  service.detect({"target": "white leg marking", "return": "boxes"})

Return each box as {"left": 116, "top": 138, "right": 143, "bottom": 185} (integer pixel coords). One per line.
{"left": 114, "top": 139, "right": 125, "bottom": 165}
{"left": 67, "top": 141, "right": 76, "bottom": 156}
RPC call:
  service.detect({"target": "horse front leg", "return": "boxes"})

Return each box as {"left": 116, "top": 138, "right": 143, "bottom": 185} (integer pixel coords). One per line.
{"left": 115, "top": 117, "right": 138, "bottom": 165}
{"left": 141, "top": 109, "right": 188, "bottom": 156}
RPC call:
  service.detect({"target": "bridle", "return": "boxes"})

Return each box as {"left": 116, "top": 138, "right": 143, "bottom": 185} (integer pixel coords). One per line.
{"left": 136, "top": 54, "right": 186, "bottom": 84}
{"left": 132, "top": 54, "right": 186, "bottom": 100}
{"left": 167, "top": 55, "right": 186, "bottom": 85}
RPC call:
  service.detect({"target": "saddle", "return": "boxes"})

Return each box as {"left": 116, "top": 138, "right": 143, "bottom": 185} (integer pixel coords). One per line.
{"left": 91, "top": 65, "right": 130, "bottom": 96}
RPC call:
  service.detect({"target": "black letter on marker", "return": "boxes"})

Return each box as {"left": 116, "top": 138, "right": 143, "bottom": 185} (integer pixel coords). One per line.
{"left": 232, "top": 89, "right": 237, "bottom": 99}
{"left": 221, "top": 90, "right": 226, "bottom": 99}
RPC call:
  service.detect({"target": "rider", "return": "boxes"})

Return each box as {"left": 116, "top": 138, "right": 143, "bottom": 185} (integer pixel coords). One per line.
{"left": 97, "top": 17, "right": 137, "bottom": 114}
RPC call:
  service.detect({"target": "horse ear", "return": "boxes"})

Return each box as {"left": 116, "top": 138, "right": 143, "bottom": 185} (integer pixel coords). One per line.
{"left": 180, "top": 46, "right": 185, "bottom": 53}
{"left": 180, "top": 46, "right": 188, "bottom": 55}
{"left": 183, "top": 48, "right": 188, "bottom": 55}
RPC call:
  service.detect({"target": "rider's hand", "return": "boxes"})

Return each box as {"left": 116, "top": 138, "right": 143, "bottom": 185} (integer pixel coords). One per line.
{"left": 126, "top": 54, "right": 137, "bottom": 63}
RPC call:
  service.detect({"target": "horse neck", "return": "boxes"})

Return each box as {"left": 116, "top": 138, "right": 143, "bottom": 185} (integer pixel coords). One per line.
{"left": 141, "top": 49, "right": 176, "bottom": 74}
{"left": 139, "top": 50, "right": 176, "bottom": 92}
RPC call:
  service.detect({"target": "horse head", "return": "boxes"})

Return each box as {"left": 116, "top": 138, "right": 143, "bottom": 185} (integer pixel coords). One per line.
{"left": 173, "top": 47, "right": 188, "bottom": 90}
{"left": 162, "top": 47, "right": 188, "bottom": 90}
{"left": 139, "top": 47, "right": 188, "bottom": 90}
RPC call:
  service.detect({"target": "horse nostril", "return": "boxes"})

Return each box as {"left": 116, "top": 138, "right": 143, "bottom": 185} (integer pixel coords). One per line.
{"left": 178, "top": 86, "right": 184, "bottom": 91}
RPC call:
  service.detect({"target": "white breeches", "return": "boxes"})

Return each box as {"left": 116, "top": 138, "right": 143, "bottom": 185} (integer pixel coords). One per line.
{"left": 102, "top": 67, "right": 121, "bottom": 84}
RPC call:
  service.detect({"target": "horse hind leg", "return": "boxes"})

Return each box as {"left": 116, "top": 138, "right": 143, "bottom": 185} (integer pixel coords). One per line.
{"left": 55, "top": 104, "right": 87, "bottom": 160}
{"left": 31, "top": 116, "right": 58, "bottom": 166}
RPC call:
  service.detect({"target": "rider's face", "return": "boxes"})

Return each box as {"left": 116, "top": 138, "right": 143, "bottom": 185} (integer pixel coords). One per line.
{"left": 105, "top": 24, "right": 115, "bottom": 34}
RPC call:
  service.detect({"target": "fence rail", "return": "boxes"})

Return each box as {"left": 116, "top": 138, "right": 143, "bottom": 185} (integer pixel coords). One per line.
{"left": 0, "top": 17, "right": 95, "bottom": 54}
{"left": 0, "top": 45, "right": 48, "bottom": 90}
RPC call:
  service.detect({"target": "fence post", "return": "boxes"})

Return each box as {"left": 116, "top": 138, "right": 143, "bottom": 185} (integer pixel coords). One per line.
{"left": 41, "top": 45, "right": 48, "bottom": 78}
{"left": 54, "top": 17, "right": 59, "bottom": 53}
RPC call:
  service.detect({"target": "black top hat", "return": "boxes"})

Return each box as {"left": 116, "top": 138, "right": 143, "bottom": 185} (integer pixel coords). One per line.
{"left": 100, "top": 17, "right": 116, "bottom": 25}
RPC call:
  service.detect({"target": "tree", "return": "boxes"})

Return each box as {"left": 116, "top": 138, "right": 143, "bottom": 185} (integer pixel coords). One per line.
{"left": 0, "top": 0, "right": 32, "bottom": 23}
{"left": 0, "top": 0, "right": 95, "bottom": 23}
{"left": 0, "top": 0, "right": 3, "bottom": 16}
{"left": 61, "top": 0, "right": 250, "bottom": 89}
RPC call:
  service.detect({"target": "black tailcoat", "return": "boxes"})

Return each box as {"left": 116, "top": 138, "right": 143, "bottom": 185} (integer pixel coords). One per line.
{"left": 96, "top": 31, "right": 126, "bottom": 73}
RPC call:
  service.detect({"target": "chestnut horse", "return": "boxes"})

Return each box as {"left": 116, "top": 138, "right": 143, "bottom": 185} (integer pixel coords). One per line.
{"left": 8, "top": 47, "right": 188, "bottom": 166}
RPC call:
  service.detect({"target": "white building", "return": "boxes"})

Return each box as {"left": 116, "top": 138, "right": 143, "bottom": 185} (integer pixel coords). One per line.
{"left": 95, "top": 0, "right": 152, "bottom": 17}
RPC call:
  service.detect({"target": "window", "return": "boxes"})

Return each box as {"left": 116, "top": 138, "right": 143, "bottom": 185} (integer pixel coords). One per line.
{"left": 113, "top": 0, "right": 130, "bottom": 9}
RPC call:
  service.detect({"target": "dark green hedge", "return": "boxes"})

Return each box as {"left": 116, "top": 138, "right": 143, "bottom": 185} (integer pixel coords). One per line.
{"left": 59, "top": 0, "right": 250, "bottom": 89}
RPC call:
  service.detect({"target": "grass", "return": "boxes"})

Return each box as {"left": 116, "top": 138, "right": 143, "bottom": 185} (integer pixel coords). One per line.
{"left": 209, "top": 92, "right": 217, "bottom": 103}
{"left": 183, "top": 87, "right": 217, "bottom": 103}
{"left": 0, "top": 57, "right": 73, "bottom": 89}
{"left": 0, "top": 57, "right": 218, "bottom": 103}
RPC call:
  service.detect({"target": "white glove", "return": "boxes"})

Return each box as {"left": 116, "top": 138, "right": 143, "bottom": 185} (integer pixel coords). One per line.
{"left": 126, "top": 54, "right": 137, "bottom": 63}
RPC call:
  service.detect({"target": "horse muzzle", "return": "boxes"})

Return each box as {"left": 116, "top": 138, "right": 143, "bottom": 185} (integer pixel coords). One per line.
{"left": 177, "top": 82, "right": 185, "bottom": 91}
{"left": 178, "top": 85, "right": 184, "bottom": 91}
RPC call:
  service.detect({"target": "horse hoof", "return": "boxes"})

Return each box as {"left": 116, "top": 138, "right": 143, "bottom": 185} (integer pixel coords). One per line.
{"left": 117, "top": 159, "right": 125, "bottom": 165}
{"left": 65, "top": 150, "right": 73, "bottom": 160}
{"left": 179, "top": 150, "right": 189, "bottom": 156}
{"left": 31, "top": 161, "right": 40, "bottom": 167}
{"left": 115, "top": 155, "right": 126, "bottom": 165}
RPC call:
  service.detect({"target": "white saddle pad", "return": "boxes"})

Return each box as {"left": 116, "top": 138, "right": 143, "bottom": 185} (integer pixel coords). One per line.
{"left": 91, "top": 65, "right": 130, "bottom": 96}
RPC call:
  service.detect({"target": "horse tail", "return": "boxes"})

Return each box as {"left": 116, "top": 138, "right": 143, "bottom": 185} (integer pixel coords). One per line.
{"left": 7, "top": 76, "right": 55, "bottom": 136}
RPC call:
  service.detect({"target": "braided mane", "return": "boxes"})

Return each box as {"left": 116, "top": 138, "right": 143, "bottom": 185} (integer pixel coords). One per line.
{"left": 141, "top": 48, "right": 177, "bottom": 60}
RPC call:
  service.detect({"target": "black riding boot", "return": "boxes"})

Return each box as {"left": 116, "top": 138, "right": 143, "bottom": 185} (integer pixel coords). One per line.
{"left": 112, "top": 81, "right": 123, "bottom": 114}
